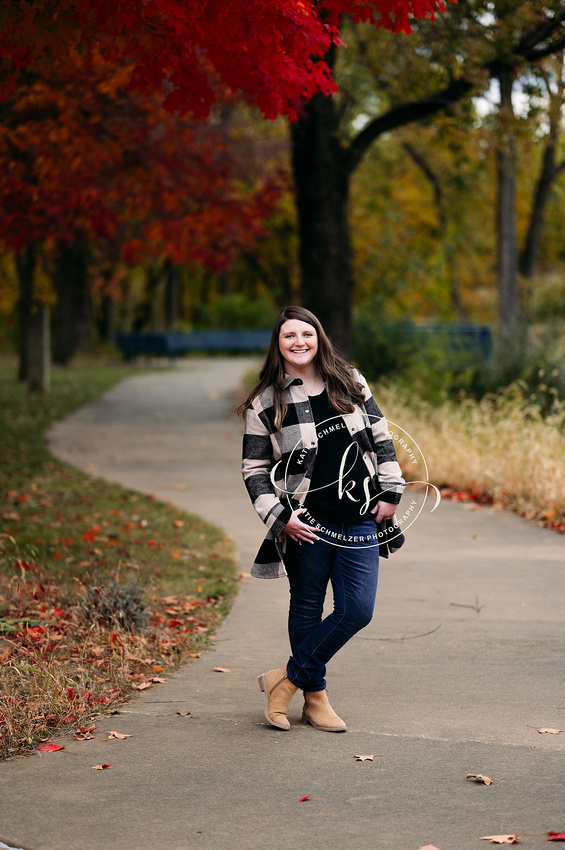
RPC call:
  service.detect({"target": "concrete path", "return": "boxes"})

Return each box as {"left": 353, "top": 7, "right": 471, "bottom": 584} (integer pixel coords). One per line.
{"left": 1, "top": 358, "right": 564, "bottom": 850}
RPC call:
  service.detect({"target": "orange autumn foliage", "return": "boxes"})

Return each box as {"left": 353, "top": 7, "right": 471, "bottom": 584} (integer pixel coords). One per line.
{"left": 0, "top": 49, "right": 283, "bottom": 268}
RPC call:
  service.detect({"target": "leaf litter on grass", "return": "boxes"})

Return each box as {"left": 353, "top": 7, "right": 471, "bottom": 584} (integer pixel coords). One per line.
{"left": 0, "top": 559, "right": 230, "bottom": 758}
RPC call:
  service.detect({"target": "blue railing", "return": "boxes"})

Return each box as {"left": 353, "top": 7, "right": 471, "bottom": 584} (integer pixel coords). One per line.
{"left": 410, "top": 323, "right": 493, "bottom": 360}
{"left": 116, "top": 330, "right": 272, "bottom": 360}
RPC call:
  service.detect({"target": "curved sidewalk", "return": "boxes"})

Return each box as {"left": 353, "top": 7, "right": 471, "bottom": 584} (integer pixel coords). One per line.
{"left": 1, "top": 358, "right": 564, "bottom": 850}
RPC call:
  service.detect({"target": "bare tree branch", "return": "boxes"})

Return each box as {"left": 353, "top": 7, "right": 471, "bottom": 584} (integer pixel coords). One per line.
{"left": 343, "top": 77, "right": 473, "bottom": 174}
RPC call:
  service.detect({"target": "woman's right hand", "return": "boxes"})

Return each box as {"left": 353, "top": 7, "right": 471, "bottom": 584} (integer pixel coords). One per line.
{"left": 284, "top": 509, "right": 319, "bottom": 543}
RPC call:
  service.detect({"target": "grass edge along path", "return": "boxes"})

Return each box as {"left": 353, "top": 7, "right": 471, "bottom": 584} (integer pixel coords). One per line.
{"left": 375, "top": 379, "right": 565, "bottom": 533}
{"left": 0, "top": 356, "right": 239, "bottom": 760}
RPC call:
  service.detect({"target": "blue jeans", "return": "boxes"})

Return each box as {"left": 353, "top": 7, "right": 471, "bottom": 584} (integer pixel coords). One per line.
{"left": 285, "top": 520, "right": 380, "bottom": 692}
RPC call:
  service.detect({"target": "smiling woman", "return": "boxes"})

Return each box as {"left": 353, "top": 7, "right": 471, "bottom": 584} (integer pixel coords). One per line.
{"left": 238, "top": 305, "right": 406, "bottom": 734}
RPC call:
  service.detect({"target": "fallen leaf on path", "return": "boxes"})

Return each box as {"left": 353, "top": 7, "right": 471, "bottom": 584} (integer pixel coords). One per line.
{"left": 527, "top": 726, "right": 564, "bottom": 734}
{"left": 151, "top": 677, "right": 167, "bottom": 684}
{"left": 547, "top": 833, "right": 565, "bottom": 841}
{"left": 92, "top": 764, "right": 112, "bottom": 770}
{"left": 37, "top": 743, "right": 65, "bottom": 752}
{"left": 132, "top": 682, "right": 152, "bottom": 690}
{"left": 354, "top": 754, "right": 376, "bottom": 761}
{"left": 211, "top": 667, "right": 231, "bottom": 673}
{"left": 74, "top": 724, "right": 97, "bottom": 741}
{"left": 417, "top": 844, "right": 443, "bottom": 849}
{"left": 107, "top": 731, "right": 132, "bottom": 740}
{"left": 466, "top": 774, "right": 504, "bottom": 786}
{"left": 175, "top": 710, "right": 191, "bottom": 716}
{"left": 480, "top": 836, "right": 520, "bottom": 845}
{"left": 299, "top": 796, "right": 311, "bottom": 802}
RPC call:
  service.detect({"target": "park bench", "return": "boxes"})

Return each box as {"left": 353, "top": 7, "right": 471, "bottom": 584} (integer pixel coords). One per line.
{"left": 412, "top": 322, "right": 493, "bottom": 360}
{"left": 115, "top": 329, "right": 272, "bottom": 361}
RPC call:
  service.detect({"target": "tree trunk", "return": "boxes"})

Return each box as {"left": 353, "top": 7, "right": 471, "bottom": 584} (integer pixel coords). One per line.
{"left": 496, "top": 64, "right": 519, "bottom": 338}
{"left": 291, "top": 60, "right": 354, "bottom": 357}
{"left": 520, "top": 62, "right": 565, "bottom": 279}
{"left": 15, "top": 243, "right": 35, "bottom": 382}
{"left": 98, "top": 294, "right": 116, "bottom": 342}
{"left": 165, "top": 263, "right": 180, "bottom": 329}
{"left": 133, "top": 264, "right": 162, "bottom": 331}
{"left": 27, "top": 303, "right": 50, "bottom": 394}
{"left": 52, "top": 243, "right": 88, "bottom": 365}
{"left": 520, "top": 143, "right": 560, "bottom": 278}
{"left": 403, "top": 141, "right": 467, "bottom": 321}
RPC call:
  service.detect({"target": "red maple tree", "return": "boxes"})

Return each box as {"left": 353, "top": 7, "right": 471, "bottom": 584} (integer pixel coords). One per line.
{"left": 0, "top": 49, "right": 283, "bottom": 265}
{"left": 1, "top": 0, "right": 449, "bottom": 120}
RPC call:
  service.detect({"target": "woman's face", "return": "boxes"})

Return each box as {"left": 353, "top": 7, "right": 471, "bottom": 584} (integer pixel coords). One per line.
{"left": 278, "top": 319, "right": 318, "bottom": 373}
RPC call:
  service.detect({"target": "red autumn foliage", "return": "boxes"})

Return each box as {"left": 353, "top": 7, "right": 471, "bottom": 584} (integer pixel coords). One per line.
{"left": 0, "top": 0, "right": 451, "bottom": 274}
{"left": 1, "top": 1, "right": 449, "bottom": 121}
{"left": 0, "top": 48, "right": 283, "bottom": 269}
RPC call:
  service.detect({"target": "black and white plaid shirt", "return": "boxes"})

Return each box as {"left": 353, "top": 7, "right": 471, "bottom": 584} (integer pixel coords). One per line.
{"left": 242, "top": 370, "right": 405, "bottom": 578}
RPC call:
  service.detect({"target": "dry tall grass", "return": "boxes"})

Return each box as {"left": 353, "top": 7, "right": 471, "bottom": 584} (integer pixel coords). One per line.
{"left": 375, "top": 382, "right": 565, "bottom": 525}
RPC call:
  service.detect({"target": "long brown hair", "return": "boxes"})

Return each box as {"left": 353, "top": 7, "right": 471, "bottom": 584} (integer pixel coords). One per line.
{"left": 238, "top": 306, "right": 365, "bottom": 430}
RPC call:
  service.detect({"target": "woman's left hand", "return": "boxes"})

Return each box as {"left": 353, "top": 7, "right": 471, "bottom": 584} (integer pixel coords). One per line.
{"left": 371, "top": 501, "right": 397, "bottom": 523}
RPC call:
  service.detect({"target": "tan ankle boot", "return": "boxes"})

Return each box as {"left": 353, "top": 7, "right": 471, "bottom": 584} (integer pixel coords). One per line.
{"left": 258, "top": 665, "right": 299, "bottom": 731}
{"left": 302, "top": 689, "right": 347, "bottom": 732}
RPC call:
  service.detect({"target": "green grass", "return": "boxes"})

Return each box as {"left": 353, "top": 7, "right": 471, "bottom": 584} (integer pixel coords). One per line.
{"left": 0, "top": 355, "right": 237, "bottom": 596}
{"left": 0, "top": 355, "right": 239, "bottom": 758}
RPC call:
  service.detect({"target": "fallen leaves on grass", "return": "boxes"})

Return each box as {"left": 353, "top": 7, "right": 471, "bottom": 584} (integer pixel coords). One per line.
{"left": 466, "top": 774, "right": 504, "bottom": 786}
{"left": 480, "top": 836, "right": 520, "bottom": 845}
{"left": 0, "top": 563, "right": 223, "bottom": 759}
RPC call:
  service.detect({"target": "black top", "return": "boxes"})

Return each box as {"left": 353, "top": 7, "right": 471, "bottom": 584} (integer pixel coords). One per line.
{"left": 303, "top": 389, "right": 377, "bottom": 523}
